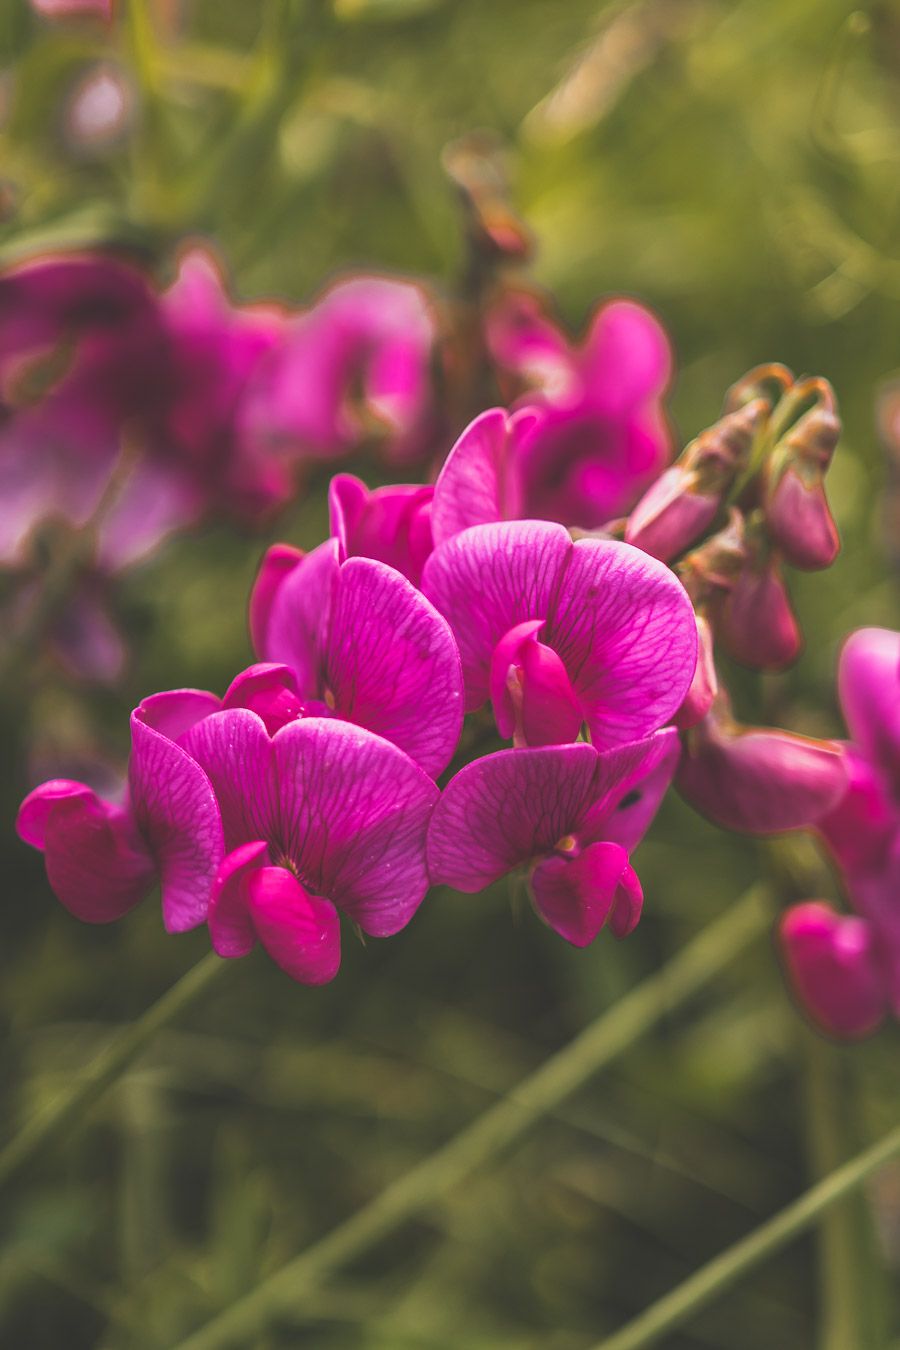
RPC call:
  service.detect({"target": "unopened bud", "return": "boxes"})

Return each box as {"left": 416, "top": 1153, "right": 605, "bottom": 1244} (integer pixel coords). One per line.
{"left": 779, "top": 902, "right": 887, "bottom": 1039}
{"left": 764, "top": 407, "right": 840, "bottom": 570}
{"left": 715, "top": 518, "right": 801, "bottom": 670}
{"left": 676, "top": 692, "right": 847, "bottom": 834}
{"left": 626, "top": 400, "right": 765, "bottom": 562}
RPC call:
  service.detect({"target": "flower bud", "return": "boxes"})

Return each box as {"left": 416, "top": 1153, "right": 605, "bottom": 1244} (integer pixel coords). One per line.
{"left": 764, "top": 406, "right": 840, "bottom": 570}
{"left": 779, "top": 902, "right": 887, "bottom": 1039}
{"left": 714, "top": 518, "right": 801, "bottom": 670}
{"left": 676, "top": 692, "right": 848, "bottom": 834}
{"left": 626, "top": 400, "right": 765, "bottom": 561}
{"left": 442, "top": 133, "right": 534, "bottom": 265}
{"left": 724, "top": 362, "right": 793, "bottom": 415}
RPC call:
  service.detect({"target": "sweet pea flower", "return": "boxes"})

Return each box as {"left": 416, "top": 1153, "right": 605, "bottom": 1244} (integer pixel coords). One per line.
{"left": 240, "top": 275, "right": 437, "bottom": 466}
{"left": 16, "top": 691, "right": 224, "bottom": 930}
{"left": 777, "top": 626, "right": 900, "bottom": 1036}
{"left": 328, "top": 473, "right": 434, "bottom": 585}
{"left": 485, "top": 293, "right": 674, "bottom": 527}
{"left": 250, "top": 545, "right": 463, "bottom": 776}
{"left": 0, "top": 247, "right": 289, "bottom": 574}
{"left": 31, "top": 0, "right": 112, "bottom": 17}
{"left": 181, "top": 710, "right": 438, "bottom": 984}
{"left": 428, "top": 730, "right": 679, "bottom": 946}
{"left": 421, "top": 520, "right": 697, "bottom": 750}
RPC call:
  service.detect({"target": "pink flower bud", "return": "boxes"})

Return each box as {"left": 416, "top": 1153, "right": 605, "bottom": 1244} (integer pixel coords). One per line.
{"left": 765, "top": 407, "right": 840, "bottom": 570}
{"left": 626, "top": 401, "right": 765, "bottom": 562}
{"left": 717, "top": 532, "right": 801, "bottom": 671}
{"left": 676, "top": 694, "right": 848, "bottom": 834}
{"left": 779, "top": 902, "right": 887, "bottom": 1039}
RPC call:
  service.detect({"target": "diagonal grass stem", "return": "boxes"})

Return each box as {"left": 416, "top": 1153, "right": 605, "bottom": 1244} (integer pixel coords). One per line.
{"left": 173, "top": 885, "right": 770, "bottom": 1350}
{"left": 0, "top": 951, "right": 227, "bottom": 1191}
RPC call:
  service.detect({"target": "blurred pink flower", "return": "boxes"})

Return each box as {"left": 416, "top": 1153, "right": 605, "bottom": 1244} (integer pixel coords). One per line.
{"left": 485, "top": 292, "right": 673, "bottom": 527}
{"left": 240, "top": 275, "right": 438, "bottom": 466}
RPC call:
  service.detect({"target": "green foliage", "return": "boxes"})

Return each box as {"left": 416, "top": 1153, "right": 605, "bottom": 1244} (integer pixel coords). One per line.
{"left": 2, "top": 1, "right": 899, "bottom": 1346}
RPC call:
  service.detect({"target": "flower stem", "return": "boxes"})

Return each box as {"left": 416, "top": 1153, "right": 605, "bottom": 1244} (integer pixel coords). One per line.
{"left": 0, "top": 951, "right": 227, "bottom": 1192}
{"left": 589, "top": 1117, "right": 900, "bottom": 1350}
{"left": 172, "top": 885, "right": 770, "bottom": 1350}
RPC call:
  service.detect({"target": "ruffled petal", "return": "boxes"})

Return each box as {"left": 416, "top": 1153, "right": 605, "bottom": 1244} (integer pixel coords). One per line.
{"left": 531, "top": 841, "right": 637, "bottom": 947}
{"left": 271, "top": 718, "right": 438, "bottom": 937}
{"left": 17, "top": 780, "right": 154, "bottom": 923}
{"left": 245, "top": 867, "right": 342, "bottom": 985}
{"left": 427, "top": 742, "right": 598, "bottom": 892}
{"left": 430, "top": 406, "right": 542, "bottom": 544}
{"left": 579, "top": 729, "right": 681, "bottom": 851}
{"left": 249, "top": 544, "right": 304, "bottom": 656}
{"left": 221, "top": 663, "right": 304, "bottom": 736}
{"left": 422, "top": 520, "right": 571, "bottom": 709}
{"left": 546, "top": 538, "right": 697, "bottom": 747}
{"left": 136, "top": 688, "right": 222, "bottom": 742}
{"left": 179, "top": 708, "right": 274, "bottom": 850}
{"left": 208, "top": 841, "right": 268, "bottom": 957}
{"left": 258, "top": 538, "right": 339, "bottom": 695}
{"left": 129, "top": 708, "right": 225, "bottom": 931}
{"left": 581, "top": 299, "right": 672, "bottom": 414}
{"left": 326, "top": 556, "right": 463, "bottom": 776}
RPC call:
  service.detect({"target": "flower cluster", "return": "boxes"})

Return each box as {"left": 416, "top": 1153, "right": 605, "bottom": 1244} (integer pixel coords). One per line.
{"left": 0, "top": 248, "right": 437, "bottom": 679}
{"left": 13, "top": 219, "right": 895, "bottom": 1040}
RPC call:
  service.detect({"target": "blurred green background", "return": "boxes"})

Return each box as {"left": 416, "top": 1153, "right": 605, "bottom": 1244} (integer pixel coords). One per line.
{"left": 2, "top": 1, "right": 900, "bottom": 1346}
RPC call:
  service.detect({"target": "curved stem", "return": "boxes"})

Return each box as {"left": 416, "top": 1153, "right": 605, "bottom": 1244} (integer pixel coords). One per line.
{"left": 173, "top": 885, "right": 770, "bottom": 1350}
{"left": 0, "top": 951, "right": 227, "bottom": 1192}
{"left": 590, "top": 1118, "right": 900, "bottom": 1350}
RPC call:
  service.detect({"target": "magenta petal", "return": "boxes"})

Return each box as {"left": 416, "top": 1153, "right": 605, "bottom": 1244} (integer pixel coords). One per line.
{"left": 547, "top": 538, "right": 697, "bottom": 747}
{"left": 326, "top": 557, "right": 463, "bottom": 776}
{"left": 838, "top": 628, "right": 900, "bottom": 788}
{"left": 136, "top": 689, "right": 222, "bottom": 743}
{"left": 246, "top": 867, "right": 341, "bottom": 985}
{"left": 422, "top": 520, "right": 572, "bottom": 709}
{"left": 488, "top": 619, "right": 544, "bottom": 740}
{"left": 780, "top": 902, "right": 888, "bottom": 1039}
{"left": 580, "top": 729, "right": 681, "bottom": 852}
{"left": 129, "top": 710, "right": 225, "bottom": 932}
{"left": 427, "top": 742, "right": 598, "bottom": 892}
{"left": 582, "top": 299, "right": 672, "bottom": 413}
{"left": 249, "top": 544, "right": 304, "bottom": 655}
{"left": 179, "top": 708, "right": 274, "bottom": 850}
{"left": 328, "top": 473, "right": 369, "bottom": 560}
{"left": 208, "top": 841, "right": 268, "bottom": 957}
{"left": 17, "top": 780, "right": 154, "bottom": 923}
{"left": 531, "top": 841, "right": 635, "bottom": 947}
{"left": 272, "top": 718, "right": 438, "bottom": 936}
{"left": 608, "top": 863, "right": 643, "bottom": 938}
{"left": 259, "top": 539, "right": 339, "bottom": 694}
{"left": 430, "top": 406, "right": 542, "bottom": 544}
{"left": 222, "top": 663, "right": 303, "bottom": 736}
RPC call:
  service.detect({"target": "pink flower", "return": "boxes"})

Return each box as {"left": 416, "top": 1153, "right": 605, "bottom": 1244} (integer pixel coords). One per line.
{"left": 428, "top": 730, "right": 679, "bottom": 946}
{"left": 250, "top": 545, "right": 463, "bottom": 776}
{"left": 328, "top": 473, "right": 434, "bottom": 585}
{"left": 240, "top": 275, "right": 437, "bottom": 466}
{"left": 16, "top": 690, "right": 224, "bottom": 931}
{"left": 184, "top": 712, "right": 437, "bottom": 984}
{"left": 485, "top": 293, "right": 673, "bottom": 527}
{"left": 30, "top": 0, "right": 112, "bottom": 18}
{"left": 421, "top": 520, "right": 697, "bottom": 749}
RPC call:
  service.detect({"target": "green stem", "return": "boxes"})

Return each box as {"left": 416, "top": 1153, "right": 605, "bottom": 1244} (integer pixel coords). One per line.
{"left": 590, "top": 1118, "right": 900, "bottom": 1350}
{"left": 0, "top": 952, "right": 227, "bottom": 1192}
{"left": 173, "top": 886, "right": 770, "bottom": 1350}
